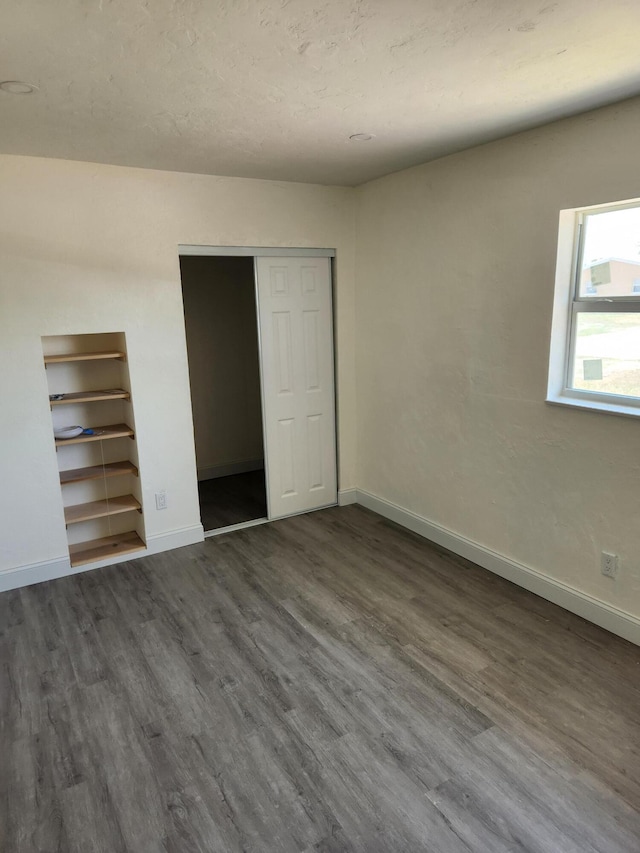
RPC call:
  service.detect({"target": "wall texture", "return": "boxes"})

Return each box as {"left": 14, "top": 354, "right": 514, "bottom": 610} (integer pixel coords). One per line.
{"left": 180, "top": 256, "right": 263, "bottom": 477}
{"left": 355, "top": 97, "right": 640, "bottom": 624}
{"left": 0, "top": 155, "right": 355, "bottom": 580}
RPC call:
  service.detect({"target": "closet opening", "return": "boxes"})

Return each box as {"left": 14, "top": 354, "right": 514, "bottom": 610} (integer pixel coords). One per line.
{"left": 179, "top": 255, "right": 268, "bottom": 533}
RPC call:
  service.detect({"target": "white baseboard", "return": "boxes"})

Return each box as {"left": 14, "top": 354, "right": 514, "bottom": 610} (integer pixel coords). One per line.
{"left": 0, "top": 523, "right": 205, "bottom": 593}
{"left": 338, "top": 488, "right": 358, "bottom": 506}
{"left": 198, "top": 459, "right": 264, "bottom": 481}
{"left": 356, "top": 489, "right": 640, "bottom": 647}
{"left": 0, "top": 556, "right": 72, "bottom": 593}
{"left": 145, "top": 523, "right": 204, "bottom": 553}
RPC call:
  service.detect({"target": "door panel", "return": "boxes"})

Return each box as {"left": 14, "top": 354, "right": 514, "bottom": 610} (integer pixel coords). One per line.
{"left": 256, "top": 256, "right": 337, "bottom": 519}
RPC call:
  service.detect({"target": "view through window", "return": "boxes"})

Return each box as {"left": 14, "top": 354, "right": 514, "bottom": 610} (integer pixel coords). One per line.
{"left": 570, "top": 204, "right": 640, "bottom": 401}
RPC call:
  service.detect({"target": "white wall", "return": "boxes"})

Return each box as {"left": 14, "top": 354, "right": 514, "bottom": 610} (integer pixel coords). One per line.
{"left": 0, "top": 155, "right": 355, "bottom": 581}
{"left": 181, "top": 256, "right": 263, "bottom": 478}
{"left": 356, "top": 96, "right": 640, "bottom": 628}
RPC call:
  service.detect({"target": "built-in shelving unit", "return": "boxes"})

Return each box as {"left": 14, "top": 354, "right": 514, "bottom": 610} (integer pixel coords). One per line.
{"left": 68, "top": 531, "right": 145, "bottom": 567}
{"left": 54, "top": 423, "right": 134, "bottom": 446}
{"left": 44, "top": 334, "right": 146, "bottom": 568}
{"left": 64, "top": 495, "right": 142, "bottom": 525}
{"left": 44, "top": 350, "right": 126, "bottom": 364}
{"left": 60, "top": 461, "right": 138, "bottom": 485}
{"left": 50, "top": 389, "right": 130, "bottom": 405}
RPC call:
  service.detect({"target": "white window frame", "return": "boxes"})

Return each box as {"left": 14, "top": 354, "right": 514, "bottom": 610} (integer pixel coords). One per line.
{"left": 547, "top": 197, "right": 640, "bottom": 418}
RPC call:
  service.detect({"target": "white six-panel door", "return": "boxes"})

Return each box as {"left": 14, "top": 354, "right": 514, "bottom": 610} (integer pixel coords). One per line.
{"left": 255, "top": 256, "right": 337, "bottom": 519}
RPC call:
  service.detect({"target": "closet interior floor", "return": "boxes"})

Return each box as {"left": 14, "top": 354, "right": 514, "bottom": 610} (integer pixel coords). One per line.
{"left": 198, "top": 469, "right": 267, "bottom": 531}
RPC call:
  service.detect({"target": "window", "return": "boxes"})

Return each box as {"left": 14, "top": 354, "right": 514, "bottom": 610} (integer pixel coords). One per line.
{"left": 548, "top": 198, "right": 640, "bottom": 417}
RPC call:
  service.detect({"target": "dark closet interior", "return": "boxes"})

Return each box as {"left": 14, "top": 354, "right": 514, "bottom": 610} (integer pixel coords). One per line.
{"left": 180, "top": 255, "right": 267, "bottom": 531}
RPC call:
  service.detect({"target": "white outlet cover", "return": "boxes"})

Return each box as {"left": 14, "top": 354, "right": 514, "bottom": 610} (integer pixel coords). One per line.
{"left": 601, "top": 552, "right": 618, "bottom": 577}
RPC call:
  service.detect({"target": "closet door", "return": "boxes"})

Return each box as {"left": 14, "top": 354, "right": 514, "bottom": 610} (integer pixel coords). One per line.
{"left": 255, "top": 256, "right": 337, "bottom": 519}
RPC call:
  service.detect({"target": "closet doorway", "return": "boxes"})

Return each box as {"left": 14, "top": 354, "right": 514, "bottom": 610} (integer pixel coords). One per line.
{"left": 180, "top": 247, "right": 338, "bottom": 535}
{"left": 180, "top": 255, "right": 267, "bottom": 533}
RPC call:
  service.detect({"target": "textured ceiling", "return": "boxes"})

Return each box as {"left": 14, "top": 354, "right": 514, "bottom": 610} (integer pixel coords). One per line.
{"left": 2, "top": 0, "right": 640, "bottom": 185}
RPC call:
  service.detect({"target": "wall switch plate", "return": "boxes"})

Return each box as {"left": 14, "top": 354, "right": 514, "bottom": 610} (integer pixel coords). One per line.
{"left": 601, "top": 551, "right": 618, "bottom": 578}
{"left": 155, "top": 491, "right": 167, "bottom": 510}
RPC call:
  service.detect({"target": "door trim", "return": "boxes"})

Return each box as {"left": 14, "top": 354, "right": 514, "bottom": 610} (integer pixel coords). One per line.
{"left": 179, "top": 246, "right": 339, "bottom": 527}
{"left": 253, "top": 256, "right": 273, "bottom": 520}
{"left": 179, "top": 245, "right": 336, "bottom": 258}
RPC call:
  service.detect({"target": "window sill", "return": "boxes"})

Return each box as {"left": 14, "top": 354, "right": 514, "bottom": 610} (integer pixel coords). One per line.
{"left": 546, "top": 392, "right": 640, "bottom": 419}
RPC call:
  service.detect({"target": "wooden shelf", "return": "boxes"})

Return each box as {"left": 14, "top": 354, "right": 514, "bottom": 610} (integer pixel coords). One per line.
{"left": 64, "top": 494, "right": 141, "bottom": 525}
{"left": 44, "top": 350, "right": 126, "bottom": 365}
{"left": 55, "top": 423, "right": 134, "bottom": 446}
{"left": 60, "top": 461, "right": 138, "bottom": 485}
{"left": 69, "top": 531, "right": 145, "bottom": 567}
{"left": 50, "top": 389, "right": 130, "bottom": 406}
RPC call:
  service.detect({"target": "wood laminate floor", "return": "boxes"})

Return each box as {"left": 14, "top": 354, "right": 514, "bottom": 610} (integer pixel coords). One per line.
{"left": 2, "top": 505, "right": 640, "bottom": 852}
{"left": 198, "top": 470, "right": 267, "bottom": 531}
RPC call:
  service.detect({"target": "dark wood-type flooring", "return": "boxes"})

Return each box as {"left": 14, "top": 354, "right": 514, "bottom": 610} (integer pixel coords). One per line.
{"left": 198, "top": 470, "right": 267, "bottom": 531}
{"left": 2, "top": 505, "right": 640, "bottom": 852}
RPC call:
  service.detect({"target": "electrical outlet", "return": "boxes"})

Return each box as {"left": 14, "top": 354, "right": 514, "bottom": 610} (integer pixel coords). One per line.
{"left": 155, "top": 491, "right": 167, "bottom": 510}
{"left": 601, "top": 551, "right": 618, "bottom": 578}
